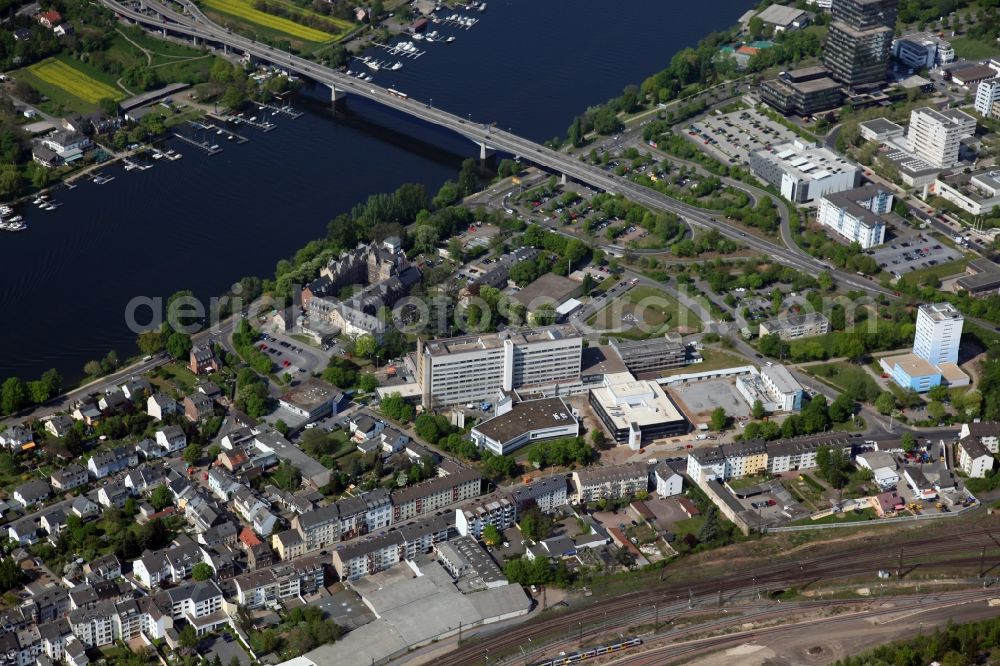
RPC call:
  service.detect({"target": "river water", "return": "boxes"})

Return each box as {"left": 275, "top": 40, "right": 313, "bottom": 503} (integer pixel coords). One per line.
{"left": 0, "top": 0, "right": 753, "bottom": 383}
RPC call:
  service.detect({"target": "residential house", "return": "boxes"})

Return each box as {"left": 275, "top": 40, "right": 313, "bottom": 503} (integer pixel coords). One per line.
{"left": 134, "top": 438, "right": 166, "bottom": 461}
{"left": 207, "top": 468, "right": 241, "bottom": 502}
{"left": 83, "top": 554, "right": 121, "bottom": 582}
{"left": 390, "top": 468, "right": 482, "bottom": 522}
{"left": 152, "top": 580, "right": 226, "bottom": 635}
{"left": 455, "top": 497, "right": 516, "bottom": 538}
{"left": 0, "top": 426, "right": 33, "bottom": 451}
{"left": 70, "top": 496, "right": 99, "bottom": 520}
{"left": 72, "top": 400, "right": 102, "bottom": 426}
{"left": 39, "top": 507, "right": 66, "bottom": 537}
{"left": 183, "top": 393, "right": 215, "bottom": 423}
{"left": 87, "top": 447, "right": 137, "bottom": 479}
{"left": 97, "top": 482, "right": 132, "bottom": 509}
{"left": 98, "top": 391, "right": 130, "bottom": 413}
{"left": 119, "top": 377, "right": 152, "bottom": 401}
{"left": 44, "top": 415, "right": 75, "bottom": 439}
{"left": 653, "top": 463, "right": 683, "bottom": 497}
{"left": 13, "top": 480, "right": 51, "bottom": 509}
{"left": 123, "top": 467, "right": 166, "bottom": 494}
{"left": 7, "top": 517, "right": 38, "bottom": 546}
{"left": 40, "top": 130, "right": 89, "bottom": 162}
{"left": 232, "top": 555, "right": 325, "bottom": 609}
{"left": 507, "top": 476, "right": 568, "bottom": 513}
{"left": 50, "top": 464, "right": 88, "bottom": 492}
{"left": 147, "top": 394, "right": 178, "bottom": 421}
{"left": 37, "top": 10, "right": 61, "bottom": 27}
{"left": 198, "top": 521, "right": 238, "bottom": 549}
{"left": 155, "top": 426, "right": 187, "bottom": 454}
{"left": 189, "top": 345, "right": 219, "bottom": 375}
{"left": 958, "top": 437, "right": 995, "bottom": 478}
{"left": 349, "top": 414, "right": 384, "bottom": 444}
{"left": 271, "top": 529, "right": 306, "bottom": 561}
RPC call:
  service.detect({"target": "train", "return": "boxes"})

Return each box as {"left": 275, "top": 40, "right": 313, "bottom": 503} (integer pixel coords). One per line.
{"left": 529, "top": 637, "right": 642, "bottom": 666}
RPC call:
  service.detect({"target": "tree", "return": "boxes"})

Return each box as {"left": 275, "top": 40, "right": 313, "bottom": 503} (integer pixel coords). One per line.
{"left": 481, "top": 524, "right": 502, "bottom": 546}
{"left": 748, "top": 15, "right": 764, "bottom": 39}
{"left": 166, "top": 331, "right": 193, "bottom": 360}
{"left": 183, "top": 444, "right": 202, "bottom": 466}
{"left": 698, "top": 506, "right": 720, "bottom": 543}
{"left": 751, "top": 399, "right": 765, "bottom": 420}
{"left": 354, "top": 334, "right": 378, "bottom": 360}
{"left": 590, "top": 429, "right": 606, "bottom": 449}
{"left": 875, "top": 391, "right": 896, "bottom": 415}
{"left": 136, "top": 330, "right": 166, "bottom": 355}
{"left": 901, "top": 432, "right": 916, "bottom": 452}
{"left": 710, "top": 407, "right": 728, "bottom": 431}
{"left": 519, "top": 507, "right": 554, "bottom": 542}
{"left": 191, "top": 562, "right": 213, "bottom": 581}
{"left": 0, "top": 378, "right": 27, "bottom": 416}
{"left": 358, "top": 373, "right": 379, "bottom": 393}
{"left": 150, "top": 485, "right": 173, "bottom": 511}
{"left": 178, "top": 623, "right": 198, "bottom": 650}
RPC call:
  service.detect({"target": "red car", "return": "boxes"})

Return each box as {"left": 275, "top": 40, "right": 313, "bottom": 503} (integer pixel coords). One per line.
{"left": 259, "top": 344, "right": 267, "bottom": 351}
{"left": 282, "top": 360, "right": 291, "bottom": 368}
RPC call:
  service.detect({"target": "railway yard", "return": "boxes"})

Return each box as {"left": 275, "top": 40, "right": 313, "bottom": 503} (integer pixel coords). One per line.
{"left": 429, "top": 517, "right": 1000, "bottom": 666}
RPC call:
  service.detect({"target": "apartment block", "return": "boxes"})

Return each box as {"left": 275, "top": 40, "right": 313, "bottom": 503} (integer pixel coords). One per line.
{"left": 758, "top": 312, "right": 830, "bottom": 340}
{"left": 571, "top": 462, "right": 649, "bottom": 503}
{"left": 816, "top": 184, "right": 892, "bottom": 248}
{"left": 416, "top": 326, "right": 582, "bottom": 409}
{"left": 390, "top": 467, "right": 481, "bottom": 522}
{"left": 331, "top": 516, "right": 450, "bottom": 581}
{"left": 455, "top": 497, "right": 516, "bottom": 538}
{"left": 905, "top": 107, "right": 976, "bottom": 168}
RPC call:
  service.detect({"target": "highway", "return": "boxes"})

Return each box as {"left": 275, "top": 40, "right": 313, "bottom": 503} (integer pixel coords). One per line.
{"left": 105, "top": 0, "right": 890, "bottom": 299}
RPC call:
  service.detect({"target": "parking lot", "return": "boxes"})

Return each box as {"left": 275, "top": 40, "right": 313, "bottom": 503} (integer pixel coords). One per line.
{"left": 871, "top": 233, "right": 962, "bottom": 278}
{"left": 256, "top": 331, "right": 327, "bottom": 374}
{"left": 668, "top": 378, "right": 752, "bottom": 423}
{"left": 199, "top": 634, "right": 251, "bottom": 666}
{"left": 688, "top": 108, "right": 800, "bottom": 166}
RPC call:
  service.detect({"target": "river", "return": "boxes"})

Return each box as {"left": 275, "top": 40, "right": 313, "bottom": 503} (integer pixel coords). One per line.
{"left": 0, "top": 0, "right": 753, "bottom": 384}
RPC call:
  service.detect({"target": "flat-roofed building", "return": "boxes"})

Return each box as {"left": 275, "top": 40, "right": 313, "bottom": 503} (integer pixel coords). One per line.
{"left": 470, "top": 397, "right": 578, "bottom": 456}
{"left": 976, "top": 77, "right": 1000, "bottom": 118}
{"left": 933, "top": 167, "right": 1000, "bottom": 215}
{"left": 607, "top": 334, "right": 689, "bottom": 374}
{"left": 892, "top": 32, "right": 954, "bottom": 69}
{"left": 589, "top": 372, "right": 688, "bottom": 450}
{"left": 416, "top": 326, "right": 582, "bottom": 409}
{"left": 749, "top": 139, "right": 861, "bottom": 203}
{"left": 512, "top": 273, "right": 583, "bottom": 323}
{"left": 906, "top": 107, "right": 976, "bottom": 169}
{"left": 278, "top": 378, "right": 341, "bottom": 423}
{"left": 859, "top": 117, "right": 905, "bottom": 142}
{"left": 758, "top": 312, "right": 830, "bottom": 340}
{"left": 760, "top": 67, "right": 843, "bottom": 116}
{"left": 816, "top": 184, "right": 893, "bottom": 248}
{"left": 952, "top": 63, "right": 998, "bottom": 88}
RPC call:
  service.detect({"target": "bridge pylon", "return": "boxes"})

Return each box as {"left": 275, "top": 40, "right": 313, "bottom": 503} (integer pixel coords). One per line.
{"left": 329, "top": 84, "right": 346, "bottom": 105}
{"left": 477, "top": 142, "right": 496, "bottom": 161}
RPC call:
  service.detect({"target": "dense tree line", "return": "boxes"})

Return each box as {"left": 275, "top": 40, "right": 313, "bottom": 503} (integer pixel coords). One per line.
{"left": 526, "top": 436, "right": 595, "bottom": 470}
{"left": 737, "top": 394, "right": 854, "bottom": 442}
{"left": 0, "top": 368, "right": 62, "bottom": 416}
{"left": 833, "top": 614, "right": 1000, "bottom": 666}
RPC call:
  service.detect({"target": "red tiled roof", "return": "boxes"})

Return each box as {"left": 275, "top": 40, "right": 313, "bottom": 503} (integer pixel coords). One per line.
{"left": 239, "top": 526, "right": 262, "bottom": 547}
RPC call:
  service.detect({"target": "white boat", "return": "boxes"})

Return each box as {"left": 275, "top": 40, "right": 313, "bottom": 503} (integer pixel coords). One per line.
{"left": 8, "top": 215, "right": 22, "bottom": 222}
{"left": 152, "top": 152, "right": 164, "bottom": 160}
{"left": 446, "top": 35, "right": 455, "bottom": 42}
{"left": 364, "top": 75, "right": 373, "bottom": 82}
{"left": 0, "top": 206, "right": 12, "bottom": 215}
{"left": 391, "top": 61, "right": 402, "bottom": 70}
{"left": 412, "top": 33, "right": 424, "bottom": 40}
{"left": 43, "top": 204, "right": 55, "bottom": 211}
{"left": 346, "top": 69, "right": 354, "bottom": 76}
{"left": 366, "top": 60, "right": 380, "bottom": 71}
{"left": 479, "top": 2, "right": 486, "bottom": 10}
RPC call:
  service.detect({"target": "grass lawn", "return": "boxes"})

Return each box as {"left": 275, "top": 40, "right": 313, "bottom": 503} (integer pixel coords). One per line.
{"left": 588, "top": 285, "right": 702, "bottom": 338}
{"left": 793, "top": 506, "right": 877, "bottom": 526}
{"left": 899, "top": 257, "right": 969, "bottom": 285}
{"left": 805, "top": 361, "right": 880, "bottom": 398}
{"left": 727, "top": 474, "right": 770, "bottom": 490}
{"left": 200, "top": 0, "right": 352, "bottom": 47}
{"left": 661, "top": 348, "right": 747, "bottom": 377}
{"left": 783, "top": 474, "right": 824, "bottom": 511}
{"left": 155, "top": 362, "right": 200, "bottom": 393}
{"left": 671, "top": 515, "right": 706, "bottom": 539}
{"left": 19, "top": 56, "right": 125, "bottom": 113}
{"left": 950, "top": 36, "right": 1000, "bottom": 59}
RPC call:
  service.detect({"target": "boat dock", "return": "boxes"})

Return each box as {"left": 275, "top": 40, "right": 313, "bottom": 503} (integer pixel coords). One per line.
{"left": 254, "top": 102, "right": 302, "bottom": 119}
{"left": 230, "top": 114, "right": 277, "bottom": 132}
{"left": 203, "top": 123, "right": 249, "bottom": 144}
{"left": 434, "top": 14, "right": 478, "bottom": 28}
{"left": 172, "top": 132, "right": 223, "bottom": 155}
{"left": 372, "top": 41, "right": 424, "bottom": 58}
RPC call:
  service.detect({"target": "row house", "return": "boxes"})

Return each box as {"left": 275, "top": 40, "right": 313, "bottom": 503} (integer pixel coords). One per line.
{"left": 26, "top": 587, "right": 70, "bottom": 624}
{"left": 331, "top": 515, "right": 449, "bottom": 581}
{"left": 120, "top": 377, "right": 152, "bottom": 401}
{"left": 232, "top": 487, "right": 278, "bottom": 536}
{"left": 390, "top": 468, "right": 482, "bottom": 522}
{"left": 232, "top": 554, "right": 326, "bottom": 609}
{"left": 571, "top": 462, "right": 649, "bottom": 503}
{"left": 87, "top": 447, "right": 138, "bottom": 479}
{"left": 271, "top": 529, "right": 306, "bottom": 561}
{"left": 135, "top": 438, "right": 166, "bottom": 461}
{"left": 123, "top": 466, "right": 166, "bottom": 494}
{"left": 198, "top": 520, "right": 239, "bottom": 550}
{"left": 207, "top": 468, "right": 241, "bottom": 501}
{"left": 290, "top": 503, "right": 340, "bottom": 554}
{"left": 263, "top": 485, "right": 315, "bottom": 515}
{"left": 50, "top": 464, "right": 88, "bottom": 492}
{"left": 185, "top": 493, "right": 223, "bottom": 533}
{"left": 334, "top": 488, "right": 392, "bottom": 540}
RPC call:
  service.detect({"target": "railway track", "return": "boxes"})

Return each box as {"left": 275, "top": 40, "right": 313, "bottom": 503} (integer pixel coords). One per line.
{"left": 431, "top": 530, "right": 1000, "bottom": 666}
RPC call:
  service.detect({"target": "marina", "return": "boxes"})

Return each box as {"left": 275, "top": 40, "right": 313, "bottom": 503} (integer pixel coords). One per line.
{"left": 372, "top": 41, "right": 425, "bottom": 58}
{"left": 171, "top": 132, "right": 224, "bottom": 155}
{"left": 253, "top": 102, "right": 302, "bottom": 119}
{"left": 434, "top": 14, "right": 479, "bottom": 28}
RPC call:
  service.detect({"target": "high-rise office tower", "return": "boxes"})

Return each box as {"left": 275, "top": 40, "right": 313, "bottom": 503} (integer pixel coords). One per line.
{"left": 823, "top": 0, "right": 898, "bottom": 87}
